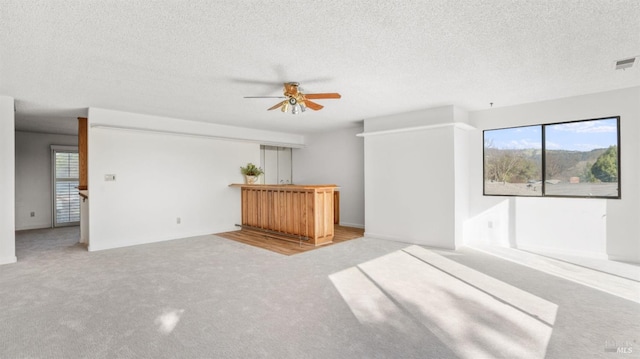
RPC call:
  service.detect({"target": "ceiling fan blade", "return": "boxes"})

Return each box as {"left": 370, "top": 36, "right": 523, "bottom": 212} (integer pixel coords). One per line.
{"left": 229, "top": 77, "right": 281, "bottom": 85}
{"left": 267, "top": 100, "right": 287, "bottom": 111}
{"left": 304, "top": 93, "right": 341, "bottom": 99}
{"left": 303, "top": 100, "right": 324, "bottom": 111}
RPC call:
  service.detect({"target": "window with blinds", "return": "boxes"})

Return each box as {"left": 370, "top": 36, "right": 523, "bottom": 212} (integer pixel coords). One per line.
{"left": 53, "top": 149, "right": 80, "bottom": 226}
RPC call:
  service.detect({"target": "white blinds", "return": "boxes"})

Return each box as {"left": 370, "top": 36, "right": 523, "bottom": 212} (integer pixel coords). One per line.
{"left": 54, "top": 151, "right": 80, "bottom": 225}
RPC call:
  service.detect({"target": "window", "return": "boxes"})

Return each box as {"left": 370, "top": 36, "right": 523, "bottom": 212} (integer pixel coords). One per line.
{"left": 483, "top": 117, "right": 620, "bottom": 199}
{"left": 52, "top": 146, "right": 80, "bottom": 226}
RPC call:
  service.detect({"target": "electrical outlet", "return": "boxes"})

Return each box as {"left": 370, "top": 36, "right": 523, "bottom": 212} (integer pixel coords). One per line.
{"left": 176, "top": 217, "right": 181, "bottom": 224}
{"left": 30, "top": 211, "right": 35, "bottom": 217}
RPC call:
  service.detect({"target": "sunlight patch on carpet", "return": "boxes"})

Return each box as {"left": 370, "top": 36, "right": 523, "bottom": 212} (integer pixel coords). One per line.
{"left": 330, "top": 245, "right": 558, "bottom": 359}
{"left": 155, "top": 308, "right": 185, "bottom": 335}
{"left": 470, "top": 244, "right": 640, "bottom": 304}
{"left": 329, "top": 267, "right": 417, "bottom": 332}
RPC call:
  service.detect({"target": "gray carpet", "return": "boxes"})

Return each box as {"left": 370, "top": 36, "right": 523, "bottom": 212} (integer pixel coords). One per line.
{"left": 1, "top": 227, "right": 638, "bottom": 358}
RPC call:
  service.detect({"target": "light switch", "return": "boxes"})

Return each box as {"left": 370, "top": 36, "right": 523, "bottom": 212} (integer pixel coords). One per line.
{"left": 104, "top": 174, "right": 116, "bottom": 181}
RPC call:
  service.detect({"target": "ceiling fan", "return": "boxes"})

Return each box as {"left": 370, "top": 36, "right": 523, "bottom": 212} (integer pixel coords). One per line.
{"left": 244, "top": 82, "right": 341, "bottom": 114}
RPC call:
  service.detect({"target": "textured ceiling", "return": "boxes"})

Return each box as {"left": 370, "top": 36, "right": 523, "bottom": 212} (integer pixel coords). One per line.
{"left": 1, "top": 0, "right": 639, "bottom": 136}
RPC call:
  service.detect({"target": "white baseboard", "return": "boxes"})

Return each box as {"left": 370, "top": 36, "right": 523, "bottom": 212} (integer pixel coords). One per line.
{"left": 88, "top": 228, "right": 236, "bottom": 252}
{"left": 364, "top": 232, "right": 457, "bottom": 250}
{"left": 16, "top": 224, "right": 52, "bottom": 231}
{"left": 607, "top": 254, "right": 640, "bottom": 264}
{"left": 339, "top": 222, "right": 364, "bottom": 229}
{"left": 0, "top": 256, "right": 17, "bottom": 265}
{"left": 363, "top": 232, "right": 402, "bottom": 241}
{"left": 516, "top": 243, "right": 608, "bottom": 260}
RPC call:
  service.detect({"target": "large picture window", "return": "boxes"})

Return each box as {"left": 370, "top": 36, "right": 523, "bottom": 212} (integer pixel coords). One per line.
{"left": 483, "top": 117, "right": 620, "bottom": 199}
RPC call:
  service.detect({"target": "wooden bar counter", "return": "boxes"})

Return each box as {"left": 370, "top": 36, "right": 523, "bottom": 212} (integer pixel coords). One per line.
{"left": 238, "top": 184, "right": 336, "bottom": 246}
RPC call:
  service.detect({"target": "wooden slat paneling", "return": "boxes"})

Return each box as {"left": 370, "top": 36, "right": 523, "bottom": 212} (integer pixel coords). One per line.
{"left": 239, "top": 185, "right": 336, "bottom": 245}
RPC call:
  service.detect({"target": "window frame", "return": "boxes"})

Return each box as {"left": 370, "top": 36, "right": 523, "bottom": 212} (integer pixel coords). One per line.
{"left": 483, "top": 116, "right": 621, "bottom": 199}
{"left": 51, "top": 145, "right": 80, "bottom": 227}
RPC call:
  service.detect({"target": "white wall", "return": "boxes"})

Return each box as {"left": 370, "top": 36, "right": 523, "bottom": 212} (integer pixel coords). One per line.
{"left": 292, "top": 126, "right": 365, "bottom": 228}
{"left": 15, "top": 131, "right": 78, "bottom": 230}
{"left": 453, "top": 120, "right": 471, "bottom": 247}
{"left": 361, "top": 106, "right": 472, "bottom": 249}
{"left": 87, "top": 108, "right": 304, "bottom": 251}
{"left": 0, "top": 96, "right": 16, "bottom": 265}
{"left": 467, "top": 87, "right": 640, "bottom": 261}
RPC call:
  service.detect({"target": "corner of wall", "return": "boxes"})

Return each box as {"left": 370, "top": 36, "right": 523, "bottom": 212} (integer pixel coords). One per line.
{"left": 0, "top": 95, "right": 16, "bottom": 265}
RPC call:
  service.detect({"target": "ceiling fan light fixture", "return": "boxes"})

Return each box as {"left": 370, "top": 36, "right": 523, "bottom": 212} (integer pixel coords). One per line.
{"left": 246, "top": 82, "right": 341, "bottom": 114}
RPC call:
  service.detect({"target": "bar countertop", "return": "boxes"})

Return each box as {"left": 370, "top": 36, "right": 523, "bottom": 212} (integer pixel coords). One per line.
{"left": 229, "top": 184, "right": 338, "bottom": 189}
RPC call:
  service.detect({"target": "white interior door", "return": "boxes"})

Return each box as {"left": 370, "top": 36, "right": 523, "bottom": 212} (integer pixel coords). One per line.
{"left": 261, "top": 145, "right": 292, "bottom": 184}
{"left": 277, "top": 147, "right": 292, "bottom": 184}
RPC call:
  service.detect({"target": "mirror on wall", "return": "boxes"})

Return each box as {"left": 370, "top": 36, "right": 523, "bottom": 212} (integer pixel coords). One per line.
{"left": 260, "top": 145, "right": 292, "bottom": 184}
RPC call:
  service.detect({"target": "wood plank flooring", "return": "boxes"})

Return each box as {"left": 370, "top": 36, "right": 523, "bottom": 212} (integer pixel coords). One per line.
{"left": 215, "top": 225, "right": 365, "bottom": 256}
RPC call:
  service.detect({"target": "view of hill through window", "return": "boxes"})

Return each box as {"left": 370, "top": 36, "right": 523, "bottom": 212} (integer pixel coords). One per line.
{"left": 484, "top": 117, "right": 620, "bottom": 198}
